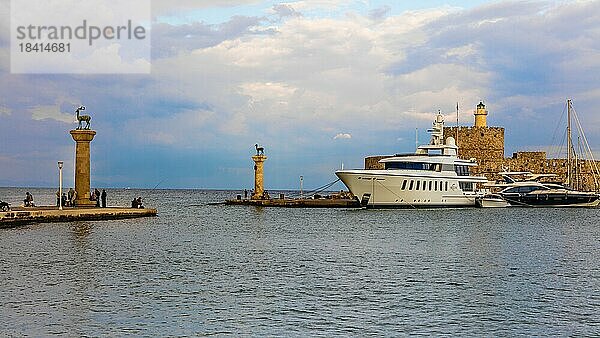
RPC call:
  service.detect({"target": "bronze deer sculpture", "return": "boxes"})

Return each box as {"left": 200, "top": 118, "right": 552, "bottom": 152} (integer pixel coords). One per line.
{"left": 76, "top": 105, "right": 91, "bottom": 130}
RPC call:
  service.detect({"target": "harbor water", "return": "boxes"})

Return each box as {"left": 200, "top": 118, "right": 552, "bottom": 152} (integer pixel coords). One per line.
{"left": 1, "top": 188, "right": 599, "bottom": 335}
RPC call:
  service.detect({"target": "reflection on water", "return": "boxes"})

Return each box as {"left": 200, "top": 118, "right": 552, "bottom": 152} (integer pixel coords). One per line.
{"left": 1, "top": 188, "right": 599, "bottom": 335}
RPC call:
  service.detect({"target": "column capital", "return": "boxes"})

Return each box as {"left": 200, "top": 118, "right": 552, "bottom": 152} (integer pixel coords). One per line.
{"left": 70, "top": 129, "right": 96, "bottom": 142}
{"left": 252, "top": 155, "right": 267, "bottom": 162}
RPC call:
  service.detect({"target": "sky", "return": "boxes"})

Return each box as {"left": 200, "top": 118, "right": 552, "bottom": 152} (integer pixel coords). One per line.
{"left": 1, "top": 0, "right": 600, "bottom": 190}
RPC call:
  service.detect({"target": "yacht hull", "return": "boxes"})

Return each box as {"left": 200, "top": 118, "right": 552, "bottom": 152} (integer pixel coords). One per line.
{"left": 336, "top": 170, "right": 486, "bottom": 208}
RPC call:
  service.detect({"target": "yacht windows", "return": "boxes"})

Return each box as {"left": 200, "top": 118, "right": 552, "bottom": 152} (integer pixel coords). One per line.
{"left": 385, "top": 162, "right": 439, "bottom": 171}
{"left": 423, "top": 181, "right": 427, "bottom": 191}
{"left": 416, "top": 181, "right": 421, "bottom": 190}
{"left": 428, "top": 181, "right": 433, "bottom": 191}
{"left": 434, "top": 181, "right": 438, "bottom": 191}
{"left": 459, "top": 182, "right": 474, "bottom": 191}
{"left": 401, "top": 180, "right": 407, "bottom": 190}
{"left": 409, "top": 180, "right": 414, "bottom": 190}
{"left": 455, "top": 165, "right": 470, "bottom": 176}
{"left": 445, "top": 182, "right": 449, "bottom": 191}
{"left": 442, "top": 164, "right": 454, "bottom": 172}
{"left": 503, "top": 186, "right": 549, "bottom": 194}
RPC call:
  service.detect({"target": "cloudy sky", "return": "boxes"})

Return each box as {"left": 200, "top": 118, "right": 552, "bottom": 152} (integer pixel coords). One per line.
{"left": 1, "top": 0, "right": 600, "bottom": 189}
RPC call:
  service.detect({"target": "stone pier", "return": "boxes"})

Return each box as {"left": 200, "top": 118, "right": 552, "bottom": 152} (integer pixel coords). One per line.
{"left": 0, "top": 207, "right": 157, "bottom": 228}
{"left": 70, "top": 129, "right": 96, "bottom": 206}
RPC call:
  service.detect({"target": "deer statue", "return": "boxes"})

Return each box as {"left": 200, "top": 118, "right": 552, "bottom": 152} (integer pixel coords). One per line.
{"left": 75, "top": 105, "right": 91, "bottom": 130}
{"left": 255, "top": 144, "right": 264, "bottom": 156}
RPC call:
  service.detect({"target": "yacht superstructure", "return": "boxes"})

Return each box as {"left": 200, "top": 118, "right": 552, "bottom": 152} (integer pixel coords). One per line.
{"left": 336, "top": 112, "right": 487, "bottom": 208}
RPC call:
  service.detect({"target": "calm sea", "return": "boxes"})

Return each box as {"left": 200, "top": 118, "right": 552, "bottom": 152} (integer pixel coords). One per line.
{"left": 1, "top": 187, "right": 599, "bottom": 336}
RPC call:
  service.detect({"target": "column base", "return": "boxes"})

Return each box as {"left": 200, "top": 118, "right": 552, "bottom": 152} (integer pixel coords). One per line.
{"left": 74, "top": 198, "right": 98, "bottom": 207}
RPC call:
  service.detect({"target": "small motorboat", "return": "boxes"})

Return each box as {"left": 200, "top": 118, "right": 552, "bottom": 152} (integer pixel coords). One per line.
{"left": 476, "top": 194, "right": 510, "bottom": 208}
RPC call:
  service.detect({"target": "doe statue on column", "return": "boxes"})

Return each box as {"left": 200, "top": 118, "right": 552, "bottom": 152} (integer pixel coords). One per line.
{"left": 70, "top": 105, "right": 96, "bottom": 207}
{"left": 252, "top": 144, "right": 268, "bottom": 200}
{"left": 76, "top": 105, "right": 91, "bottom": 130}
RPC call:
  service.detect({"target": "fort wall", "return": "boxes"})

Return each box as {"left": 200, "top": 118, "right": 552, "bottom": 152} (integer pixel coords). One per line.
{"left": 444, "top": 126, "right": 505, "bottom": 162}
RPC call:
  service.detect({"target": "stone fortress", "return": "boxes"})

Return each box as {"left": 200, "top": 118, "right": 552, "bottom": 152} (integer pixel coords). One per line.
{"left": 365, "top": 102, "right": 600, "bottom": 192}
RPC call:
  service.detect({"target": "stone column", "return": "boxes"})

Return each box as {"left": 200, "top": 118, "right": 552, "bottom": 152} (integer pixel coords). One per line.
{"left": 251, "top": 155, "right": 267, "bottom": 200}
{"left": 70, "top": 129, "right": 96, "bottom": 207}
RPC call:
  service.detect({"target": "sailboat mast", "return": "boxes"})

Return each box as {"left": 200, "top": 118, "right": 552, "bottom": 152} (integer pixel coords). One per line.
{"left": 567, "top": 99, "right": 572, "bottom": 187}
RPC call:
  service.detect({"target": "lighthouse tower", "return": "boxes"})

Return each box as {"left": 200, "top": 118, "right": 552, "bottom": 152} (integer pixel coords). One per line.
{"left": 474, "top": 101, "right": 488, "bottom": 128}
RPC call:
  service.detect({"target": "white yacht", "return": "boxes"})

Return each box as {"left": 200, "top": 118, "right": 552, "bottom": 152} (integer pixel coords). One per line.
{"left": 335, "top": 113, "right": 487, "bottom": 208}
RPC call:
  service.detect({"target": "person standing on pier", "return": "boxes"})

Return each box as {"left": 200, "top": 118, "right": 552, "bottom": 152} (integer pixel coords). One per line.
{"left": 68, "top": 188, "right": 74, "bottom": 206}
{"left": 101, "top": 189, "right": 107, "bottom": 208}
{"left": 94, "top": 188, "right": 100, "bottom": 207}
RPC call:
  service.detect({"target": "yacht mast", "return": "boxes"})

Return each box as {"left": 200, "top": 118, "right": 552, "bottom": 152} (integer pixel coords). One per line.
{"left": 456, "top": 102, "right": 459, "bottom": 143}
{"left": 567, "top": 99, "right": 572, "bottom": 187}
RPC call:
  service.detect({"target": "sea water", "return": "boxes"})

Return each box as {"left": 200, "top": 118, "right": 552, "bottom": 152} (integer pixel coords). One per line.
{"left": 1, "top": 188, "right": 599, "bottom": 335}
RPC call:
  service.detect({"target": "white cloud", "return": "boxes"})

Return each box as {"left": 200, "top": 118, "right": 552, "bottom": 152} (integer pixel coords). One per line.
{"left": 334, "top": 133, "right": 352, "bottom": 140}
{"left": 152, "top": 0, "right": 262, "bottom": 16}
{"left": 283, "top": 0, "right": 352, "bottom": 12}
{"left": 29, "top": 105, "right": 75, "bottom": 124}
{"left": 153, "top": 9, "right": 467, "bottom": 138}
{"left": 10, "top": 0, "right": 151, "bottom": 74}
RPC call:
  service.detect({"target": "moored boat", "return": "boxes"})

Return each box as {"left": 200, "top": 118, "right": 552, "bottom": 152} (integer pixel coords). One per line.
{"left": 336, "top": 112, "right": 487, "bottom": 208}
{"left": 484, "top": 172, "right": 600, "bottom": 207}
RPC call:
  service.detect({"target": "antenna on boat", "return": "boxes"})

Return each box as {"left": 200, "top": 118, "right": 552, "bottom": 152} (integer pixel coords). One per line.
{"left": 456, "top": 102, "right": 459, "bottom": 143}
{"left": 415, "top": 127, "right": 418, "bottom": 149}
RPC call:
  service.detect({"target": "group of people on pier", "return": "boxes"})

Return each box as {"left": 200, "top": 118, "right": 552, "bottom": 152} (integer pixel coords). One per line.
{"left": 56, "top": 188, "right": 77, "bottom": 207}
{"left": 89, "top": 188, "right": 108, "bottom": 207}
{"left": 54, "top": 188, "right": 108, "bottom": 208}
{"left": 10, "top": 189, "right": 149, "bottom": 210}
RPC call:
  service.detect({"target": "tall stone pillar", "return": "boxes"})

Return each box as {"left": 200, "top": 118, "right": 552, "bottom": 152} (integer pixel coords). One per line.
{"left": 251, "top": 155, "right": 267, "bottom": 200}
{"left": 70, "top": 129, "right": 96, "bottom": 207}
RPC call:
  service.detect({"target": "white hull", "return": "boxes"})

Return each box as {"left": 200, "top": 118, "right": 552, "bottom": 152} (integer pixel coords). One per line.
{"left": 336, "top": 170, "right": 487, "bottom": 208}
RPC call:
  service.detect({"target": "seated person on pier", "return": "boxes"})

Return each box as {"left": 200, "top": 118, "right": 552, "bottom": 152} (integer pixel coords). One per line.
{"left": 131, "top": 197, "right": 144, "bottom": 209}
{"left": 23, "top": 192, "right": 34, "bottom": 207}
{"left": 0, "top": 199, "right": 10, "bottom": 211}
